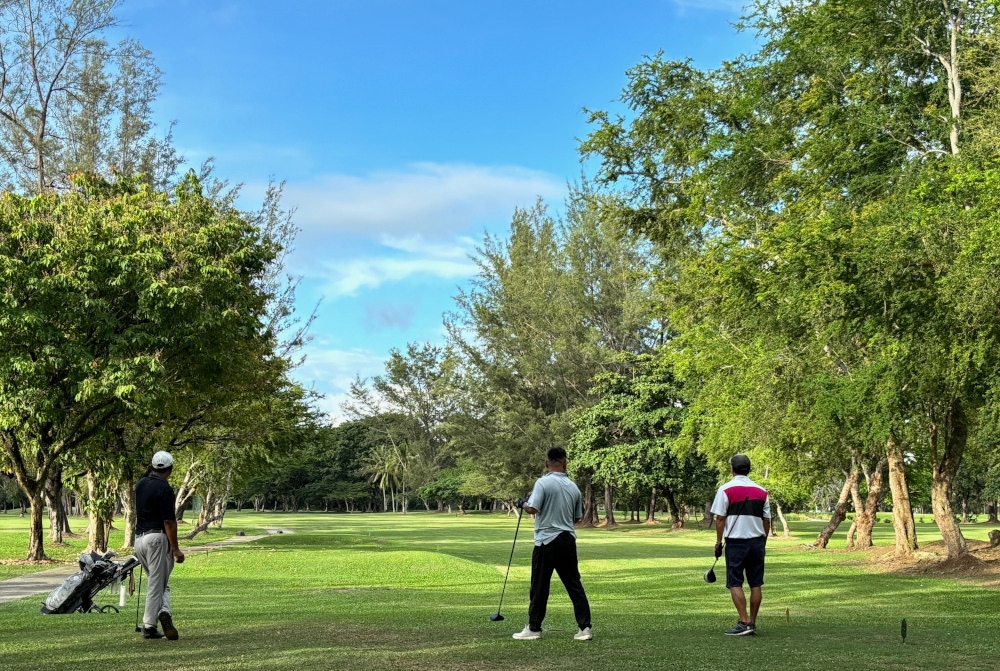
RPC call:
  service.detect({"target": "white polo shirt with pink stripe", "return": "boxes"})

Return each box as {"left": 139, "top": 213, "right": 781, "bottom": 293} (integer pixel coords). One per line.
{"left": 710, "top": 475, "right": 771, "bottom": 539}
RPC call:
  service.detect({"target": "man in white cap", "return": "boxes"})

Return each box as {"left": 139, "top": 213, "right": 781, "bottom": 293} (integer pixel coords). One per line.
{"left": 134, "top": 451, "right": 185, "bottom": 640}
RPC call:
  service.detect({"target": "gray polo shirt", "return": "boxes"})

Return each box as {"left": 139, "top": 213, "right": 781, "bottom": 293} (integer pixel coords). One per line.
{"left": 526, "top": 472, "right": 583, "bottom": 546}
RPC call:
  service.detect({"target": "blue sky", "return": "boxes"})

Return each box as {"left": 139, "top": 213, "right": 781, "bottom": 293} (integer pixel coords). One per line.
{"left": 114, "top": 0, "right": 752, "bottom": 418}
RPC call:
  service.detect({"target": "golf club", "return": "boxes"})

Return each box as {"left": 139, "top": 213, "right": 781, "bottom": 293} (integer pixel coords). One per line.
{"left": 705, "top": 496, "right": 749, "bottom": 584}
{"left": 490, "top": 501, "right": 525, "bottom": 622}
{"left": 134, "top": 565, "right": 143, "bottom": 632}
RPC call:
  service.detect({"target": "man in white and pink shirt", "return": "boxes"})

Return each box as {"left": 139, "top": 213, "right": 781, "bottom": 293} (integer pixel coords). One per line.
{"left": 710, "top": 453, "right": 771, "bottom": 637}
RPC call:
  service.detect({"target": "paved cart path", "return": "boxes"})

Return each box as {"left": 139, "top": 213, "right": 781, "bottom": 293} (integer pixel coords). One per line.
{"left": 0, "top": 527, "right": 293, "bottom": 605}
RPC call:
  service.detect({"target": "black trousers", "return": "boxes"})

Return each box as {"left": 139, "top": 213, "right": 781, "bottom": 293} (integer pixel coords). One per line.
{"left": 528, "top": 531, "right": 591, "bottom": 631}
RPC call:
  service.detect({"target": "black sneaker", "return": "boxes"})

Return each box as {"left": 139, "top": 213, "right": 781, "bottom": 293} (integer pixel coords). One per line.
{"left": 158, "top": 611, "right": 179, "bottom": 640}
{"left": 724, "top": 621, "right": 755, "bottom": 636}
{"left": 142, "top": 626, "right": 165, "bottom": 640}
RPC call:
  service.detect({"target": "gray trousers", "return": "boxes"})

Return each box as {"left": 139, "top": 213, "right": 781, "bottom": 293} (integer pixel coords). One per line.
{"left": 134, "top": 532, "right": 173, "bottom": 629}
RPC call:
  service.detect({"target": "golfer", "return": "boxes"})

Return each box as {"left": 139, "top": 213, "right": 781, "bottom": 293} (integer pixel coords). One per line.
{"left": 134, "top": 451, "right": 185, "bottom": 640}
{"left": 513, "top": 446, "right": 593, "bottom": 641}
{"left": 710, "top": 453, "right": 771, "bottom": 636}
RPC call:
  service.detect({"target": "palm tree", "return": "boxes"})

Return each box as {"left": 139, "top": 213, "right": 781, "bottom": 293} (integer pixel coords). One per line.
{"left": 361, "top": 443, "right": 400, "bottom": 512}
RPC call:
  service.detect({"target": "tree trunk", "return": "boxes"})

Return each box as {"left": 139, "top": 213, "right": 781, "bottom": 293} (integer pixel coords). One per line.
{"left": 185, "top": 497, "right": 226, "bottom": 539}
{"left": 580, "top": 475, "right": 600, "bottom": 526}
{"left": 847, "top": 457, "right": 886, "bottom": 550}
{"left": 44, "top": 466, "right": 66, "bottom": 544}
{"left": 119, "top": 477, "right": 137, "bottom": 550}
{"left": 663, "top": 487, "right": 684, "bottom": 529}
{"left": 60, "top": 489, "right": 73, "bottom": 534}
{"left": 174, "top": 461, "right": 200, "bottom": 521}
{"left": 187, "top": 486, "right": 222, "bottom": 539}
{"left": 886, "top": 438, "right": 918, "bottom": 555}
{"left": 814, "top": 465, "right": 859, "bottom": 548}
{"left": 987, "top": 501, "right": 998, "bottom": 525}
{"left": 774, "top": 499, "right": 790, "bottom": 538}
{"left": 86, "top": 471, "right": 109, "bottom": 553}
{"left": 645, "top": 487, "right": 657, "bottom": 524}
{"left": 930, "top": 403, "right": 968, "bottom": 558}
{"left": 932, "top": 476, "right": 966, "bottom": 557}
{"left": 214, "top": 471, "right": 233, "bottom": 529}
{"left": 26, "top": 489, "right": 47, "bottom": 560}
{"left": 702, "top": 501, "right": 715, "bottom": 528}
{"left": 602, "top": 484, "right": 617, "bottom": 527}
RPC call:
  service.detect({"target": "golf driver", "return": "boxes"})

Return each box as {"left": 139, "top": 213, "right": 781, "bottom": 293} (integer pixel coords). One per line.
{"left": 704, "top": 496, "right": 749, "bottom": 584}
{"left": 490, "top": 501, "right": 525, "bottom": 621}
{"left": 134, "top": 565, "right": 144, "bottom": 632}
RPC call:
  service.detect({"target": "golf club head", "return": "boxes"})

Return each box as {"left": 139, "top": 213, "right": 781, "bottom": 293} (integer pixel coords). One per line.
{"left": 704, "top": 568, "right": 717, "bottom": 584}
{"left": 490, "top": 613, "right": 505, "bottom": 622}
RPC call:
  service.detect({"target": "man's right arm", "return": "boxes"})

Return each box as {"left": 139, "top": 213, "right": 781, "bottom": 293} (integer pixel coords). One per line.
{"left": 523, "top": 480, "right": 543, "bottom": 515}
{"left": 710, "top": 487, "right": 728, "bottom": 556}
{"left": 161, "top": 486, "right": 184, "bottom": 563}
{"left": 163, "top": 520, "right": 185, "bottom": 563}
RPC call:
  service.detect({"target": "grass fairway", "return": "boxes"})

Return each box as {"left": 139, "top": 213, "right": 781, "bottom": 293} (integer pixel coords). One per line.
{"left": 2, "top": 512, "right": 1000, "bottom": 670}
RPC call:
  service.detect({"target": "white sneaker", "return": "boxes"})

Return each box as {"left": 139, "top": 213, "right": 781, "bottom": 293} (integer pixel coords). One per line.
{"left": 574, "top": 627, "right": 593, "bottom": 641}
{"left": 512, "top": 625, "right": 542, "bottom": 640}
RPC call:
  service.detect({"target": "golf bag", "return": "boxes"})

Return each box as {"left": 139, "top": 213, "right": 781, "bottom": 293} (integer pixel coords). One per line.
{"left": 41, "top": 550, "right": 140, "bottom": 615}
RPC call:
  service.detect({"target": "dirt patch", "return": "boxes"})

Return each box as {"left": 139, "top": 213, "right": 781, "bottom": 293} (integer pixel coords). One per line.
{"left": 936, "top": 554, "right": 988, "bottom": 574}
{"left": 0, "top": 559, "right": 65, "bottom": 566}
{"left": 854, "top": 540, "right": 1000, "bottom": 583}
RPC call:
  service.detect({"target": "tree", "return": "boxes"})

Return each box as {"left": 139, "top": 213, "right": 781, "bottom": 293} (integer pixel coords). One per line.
{"left": 572, "top": 353, "right": 713, "bottom": 529}
{"left": 360, "top": 441, "right": 402, "bottom": 513}
{"left": 346, "top": 342, "right": 462, "bottom": 504}
{"left": 447, "top": 191, "right": 657, "bottom": 520}
{"left": 0, "top": 173, "right": 277, "bottom": 559}
{"left": 581, "top": 0, "right": 1000, "bottom": 559}
{"left": 0, "top": 0, "right": 179, "bottom": 193}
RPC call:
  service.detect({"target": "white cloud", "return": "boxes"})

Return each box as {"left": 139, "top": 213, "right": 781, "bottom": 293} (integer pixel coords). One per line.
{"left": 271, "top": 162, "right": 557, "bottom": 296}
{"left": 295, "top": 345, "right": 385, "bottom": 422}
{"left": 322, "top": 255, "right": 477, "bottom": 298}
{"left": 380, "top": 234, "right": 476, "bottom": 259}
{"left": 316, "top": 232, "right": 479, "bottom": 298}
{"left": 285, "top": 162, "right": 562, "bottom": 239}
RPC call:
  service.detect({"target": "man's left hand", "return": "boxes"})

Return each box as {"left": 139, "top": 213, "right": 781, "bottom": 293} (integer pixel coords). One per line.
{"left": 714, "top": 542, "right": 723, "bottom": 559}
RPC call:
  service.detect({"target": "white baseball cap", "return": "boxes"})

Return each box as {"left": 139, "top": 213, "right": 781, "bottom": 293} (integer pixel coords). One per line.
{"left": 151, "top": 451, "right": 174, "bottom": 469}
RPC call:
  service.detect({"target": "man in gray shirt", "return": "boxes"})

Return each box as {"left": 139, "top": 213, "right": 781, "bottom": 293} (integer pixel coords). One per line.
{"left": 512, "top": 446, "right": 593, "bottom": 641}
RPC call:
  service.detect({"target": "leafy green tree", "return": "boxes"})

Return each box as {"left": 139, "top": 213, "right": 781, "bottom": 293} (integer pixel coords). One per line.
{"left": 0, "top": 173, "right": 277, "bottom": 559}
{"left": 448, "top": 191, "right": 656, "bottom": 522}
{"left": 346, "top": 342, "right": 462, "bottom": 505}
{"left": 581, "top": 0, "right": 1000, "bottom": 559}
{"left": 572, "top": 353, "right": 713, "bottom": 528}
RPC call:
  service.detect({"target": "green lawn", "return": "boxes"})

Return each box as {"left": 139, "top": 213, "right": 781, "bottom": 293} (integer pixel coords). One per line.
{"left": 1, "top": 511, "right": 1000, "bottom": 670}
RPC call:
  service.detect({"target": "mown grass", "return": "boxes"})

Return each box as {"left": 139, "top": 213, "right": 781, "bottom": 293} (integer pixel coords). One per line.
{"left": 1, "top": 511, "right": 999, "bottom": 670}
